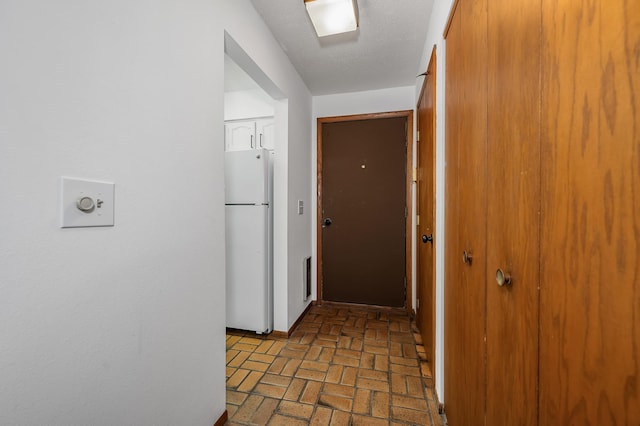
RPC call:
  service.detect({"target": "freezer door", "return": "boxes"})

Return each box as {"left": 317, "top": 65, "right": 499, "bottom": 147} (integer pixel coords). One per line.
{"left": 225, "top": 205, "right": 272, "bottom": 333}
{"left": 225, "top": 149, "right": 270, "bottom": 204}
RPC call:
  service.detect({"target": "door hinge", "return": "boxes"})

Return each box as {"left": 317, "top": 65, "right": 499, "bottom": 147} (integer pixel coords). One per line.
{"left": 405, "top": 206, "right": 408, "bottom": 218}
{"left": 412, "top": 167, "right": 418, "bottom": 182}
{"left": 417, "top": 298, "right": 420, "bottom": 309}
{"left": 417, "top": 130, "right": 420, "bottom": 141}
{"left": 416, "top": 215, "right": 420, "bottom": 226}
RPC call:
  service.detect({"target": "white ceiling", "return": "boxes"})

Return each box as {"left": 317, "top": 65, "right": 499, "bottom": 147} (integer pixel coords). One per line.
{"left": 250, "top": 0, "right": 434, "bottom": 95}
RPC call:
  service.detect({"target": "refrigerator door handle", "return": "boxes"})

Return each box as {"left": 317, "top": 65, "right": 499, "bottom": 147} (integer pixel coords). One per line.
{"left": 250, "top": 135, "right": 255, "bottom": 149}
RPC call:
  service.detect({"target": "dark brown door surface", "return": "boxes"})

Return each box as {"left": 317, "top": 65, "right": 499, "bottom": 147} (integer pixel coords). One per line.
{"left": 444, "top": 0, "right": 488, "bottom": 423}
{"left": 486, "top": 0, "right": 541, "bottom": 423}
{"left": 320, "top": 117, "right": 407, "bottom": 307}
{"left": 416, "top": 48, "right": 436, "bottom": 370}
{"left": 539, "top": 0, "right": 640, "bottom": 423}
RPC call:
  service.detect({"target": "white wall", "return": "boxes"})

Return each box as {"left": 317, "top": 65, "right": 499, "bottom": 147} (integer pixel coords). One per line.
{"left": 414, "top": 0, "right": 457, "bottom": 403}
{"left": 224, "top": 89, "right": 274, "bottom": 121}
{"left": 0, "top": 0, "right": 226, "bottom": 424}
{"left": 222, "top": 1, "right": 313, "bottom": 332}
{"left": 313, "top": 86, "right": 416, "bottom": 118}
{"left": 311, "top": 86, "right": 416, "bottom": 306}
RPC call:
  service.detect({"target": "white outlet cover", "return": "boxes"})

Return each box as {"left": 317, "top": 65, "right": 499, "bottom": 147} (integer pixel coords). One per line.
{"left": 60, "top": 177, "right": 115, "bottom": 228}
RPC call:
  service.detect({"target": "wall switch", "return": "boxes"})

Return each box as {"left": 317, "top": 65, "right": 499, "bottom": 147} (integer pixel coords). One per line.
{"left": 60, "top": 177, "right": 115, "bottom": 228}
{"left": 298, "top": 200, "right": 304, "bottom": 215}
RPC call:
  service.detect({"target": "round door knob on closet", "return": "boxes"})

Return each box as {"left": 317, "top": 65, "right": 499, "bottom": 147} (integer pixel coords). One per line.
{"left": 421, "top": 234, "right": 433, "bottom": 244}
{"left": 462, "top": 251, "right": 472, "bottom": 264}
{"left": 496, "top": 268, "right": 512, "bottom": 286}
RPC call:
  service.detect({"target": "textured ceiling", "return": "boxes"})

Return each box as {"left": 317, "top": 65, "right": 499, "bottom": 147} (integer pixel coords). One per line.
{"left": 251, "top": 0, "right": 434, "bottom": 95}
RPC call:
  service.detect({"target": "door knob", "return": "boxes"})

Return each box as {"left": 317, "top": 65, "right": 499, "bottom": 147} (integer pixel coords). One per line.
{"left": 496, "top": 269, "right": 511, "bottom": 286}
{"left": 323, "top": 218, "right": 333, "bottom": 227}
{"left": 421, "top": 234, "right": 433, "bottom": 244}
{"left": 462, "top": 251, "right": 472, "bottom": 264}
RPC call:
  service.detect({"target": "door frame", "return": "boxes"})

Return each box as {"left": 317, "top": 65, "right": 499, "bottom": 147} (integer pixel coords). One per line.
{"left": 316, "top": 110, "right": 414, "bottom": 310}
{"left": 416, "top": 46, "right": 437, "bottom": 376}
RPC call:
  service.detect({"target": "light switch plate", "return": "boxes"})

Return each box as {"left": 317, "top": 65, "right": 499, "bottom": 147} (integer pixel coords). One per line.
{"left": 60, "top": 177, "right": 115, "bottom": 228}
{"left": 298, "top": 200, "right": 304, "bottom": 215}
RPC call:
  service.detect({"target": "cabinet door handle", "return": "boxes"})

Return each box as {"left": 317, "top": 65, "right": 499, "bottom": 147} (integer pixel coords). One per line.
{"left": 462, "top": 251, "right": 472, "bottom": 264}
{"left": 496, "top": 268, "right": 512, "bottom": 286}
{"left": 259, "top": 134, "right": 263, "bottom": 148}
{"left": 250, "top": 135, "right": 254, "bottom": 149}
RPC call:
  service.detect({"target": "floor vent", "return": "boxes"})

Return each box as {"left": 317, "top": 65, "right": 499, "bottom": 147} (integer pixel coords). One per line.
{"left": 304, "top": 256, "right": 312, "bottom": 301}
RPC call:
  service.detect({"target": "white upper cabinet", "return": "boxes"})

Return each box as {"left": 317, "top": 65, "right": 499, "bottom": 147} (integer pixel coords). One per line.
{"left": 225, "top": 121, "right": 256, "bottom": 151}
{"left": 225, "top": 118, "right": 275, "bottom": 152}
{"left": 256, "top": 118, "right": 275, "bottom": 150}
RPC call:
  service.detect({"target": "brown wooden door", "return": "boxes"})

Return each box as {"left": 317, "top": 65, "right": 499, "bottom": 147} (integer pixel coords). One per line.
{"left": 486, "top": 0, "right": 541, "bottom": 423}
{"left": 416, "top": 48, "right": 436, "bottom": 369}
{"left": 444, "top": 0, "right": 488, "bottom": 423}
{"left": 320, "top": 116, "right": 407, "bottom": 307}
{"left": 539, "top": 0, "right": 640, "bottom": 423}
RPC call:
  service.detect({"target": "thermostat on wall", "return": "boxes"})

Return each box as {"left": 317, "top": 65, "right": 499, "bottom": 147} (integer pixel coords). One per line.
{"left": 60, "top": 177, "right": 115, "bottom": 228}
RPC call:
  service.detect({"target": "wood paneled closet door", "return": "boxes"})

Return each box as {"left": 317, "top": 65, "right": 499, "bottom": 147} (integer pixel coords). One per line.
{"left": 539, "top": 0, "right": 640, "bottom": 423}
{"left": 416, "top": 49, "right": 437, "bottom": 371}
{"left": 485, "top": 0, "right": 541, "bottom": 423}
{"left": 445, "top": 0, "right": 639, "bottom": 423}
{"left": 443, "top": 5, "right": 464, "bottom": 423}
{"left": 446, "top": 0, "right": 540, "bottom": 422}
{"left": 444, "top": 0, "right": 488, "bottom": 424}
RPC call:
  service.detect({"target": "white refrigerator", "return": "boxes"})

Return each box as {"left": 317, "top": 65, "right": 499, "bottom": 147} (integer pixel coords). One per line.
{"left": 224, "top": 148, "right": 273, "bottom": 334}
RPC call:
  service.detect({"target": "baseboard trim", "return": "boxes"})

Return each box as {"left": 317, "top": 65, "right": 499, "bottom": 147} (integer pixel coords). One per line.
{"left": 213, "top": 409, "right": 228, "bottom": 426}
{"left": 270, "top": 301, "right": 314, "bottom": 338}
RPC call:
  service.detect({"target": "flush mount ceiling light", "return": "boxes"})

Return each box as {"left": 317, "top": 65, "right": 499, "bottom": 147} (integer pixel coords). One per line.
{"left": 304, "top": 0, "right": 358, "bottom": 37}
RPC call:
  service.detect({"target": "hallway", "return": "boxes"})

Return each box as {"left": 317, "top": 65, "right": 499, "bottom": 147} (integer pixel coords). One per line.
{"left": 225, "top": 305, "right": 444, "bottom": 425}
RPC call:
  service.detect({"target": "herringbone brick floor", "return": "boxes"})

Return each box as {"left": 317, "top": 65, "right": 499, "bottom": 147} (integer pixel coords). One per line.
{"left": 225, "top": 304, "right": 445, "bottom": 425}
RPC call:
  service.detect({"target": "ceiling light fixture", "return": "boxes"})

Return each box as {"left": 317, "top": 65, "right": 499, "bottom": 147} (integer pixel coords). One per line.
{"left": 304, "top": 0, "right": 358, "bottom": 38}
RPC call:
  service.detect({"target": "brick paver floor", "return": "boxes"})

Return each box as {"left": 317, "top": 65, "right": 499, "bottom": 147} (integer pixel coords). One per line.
{"left": 225, "top": 304, "right": 446, "bottom": 425}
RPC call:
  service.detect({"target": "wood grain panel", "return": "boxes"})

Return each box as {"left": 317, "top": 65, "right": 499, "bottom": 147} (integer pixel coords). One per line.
{"left": 453, "top": 0, "right": 489, "bottom": 423}
{"left": 443, "top": 3, "right": 463, "bottom": 423}
{"left": 539, "top": 0, "right": 640, "bottom": 423}
{"left": 444, "top": 0, "right": 488, "bottom": 423}
{"left": 417, "top": 47, "right": 436, "bottom": 371}
{"left": 486, "top": 0, "right": 541, "bottom": 423}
